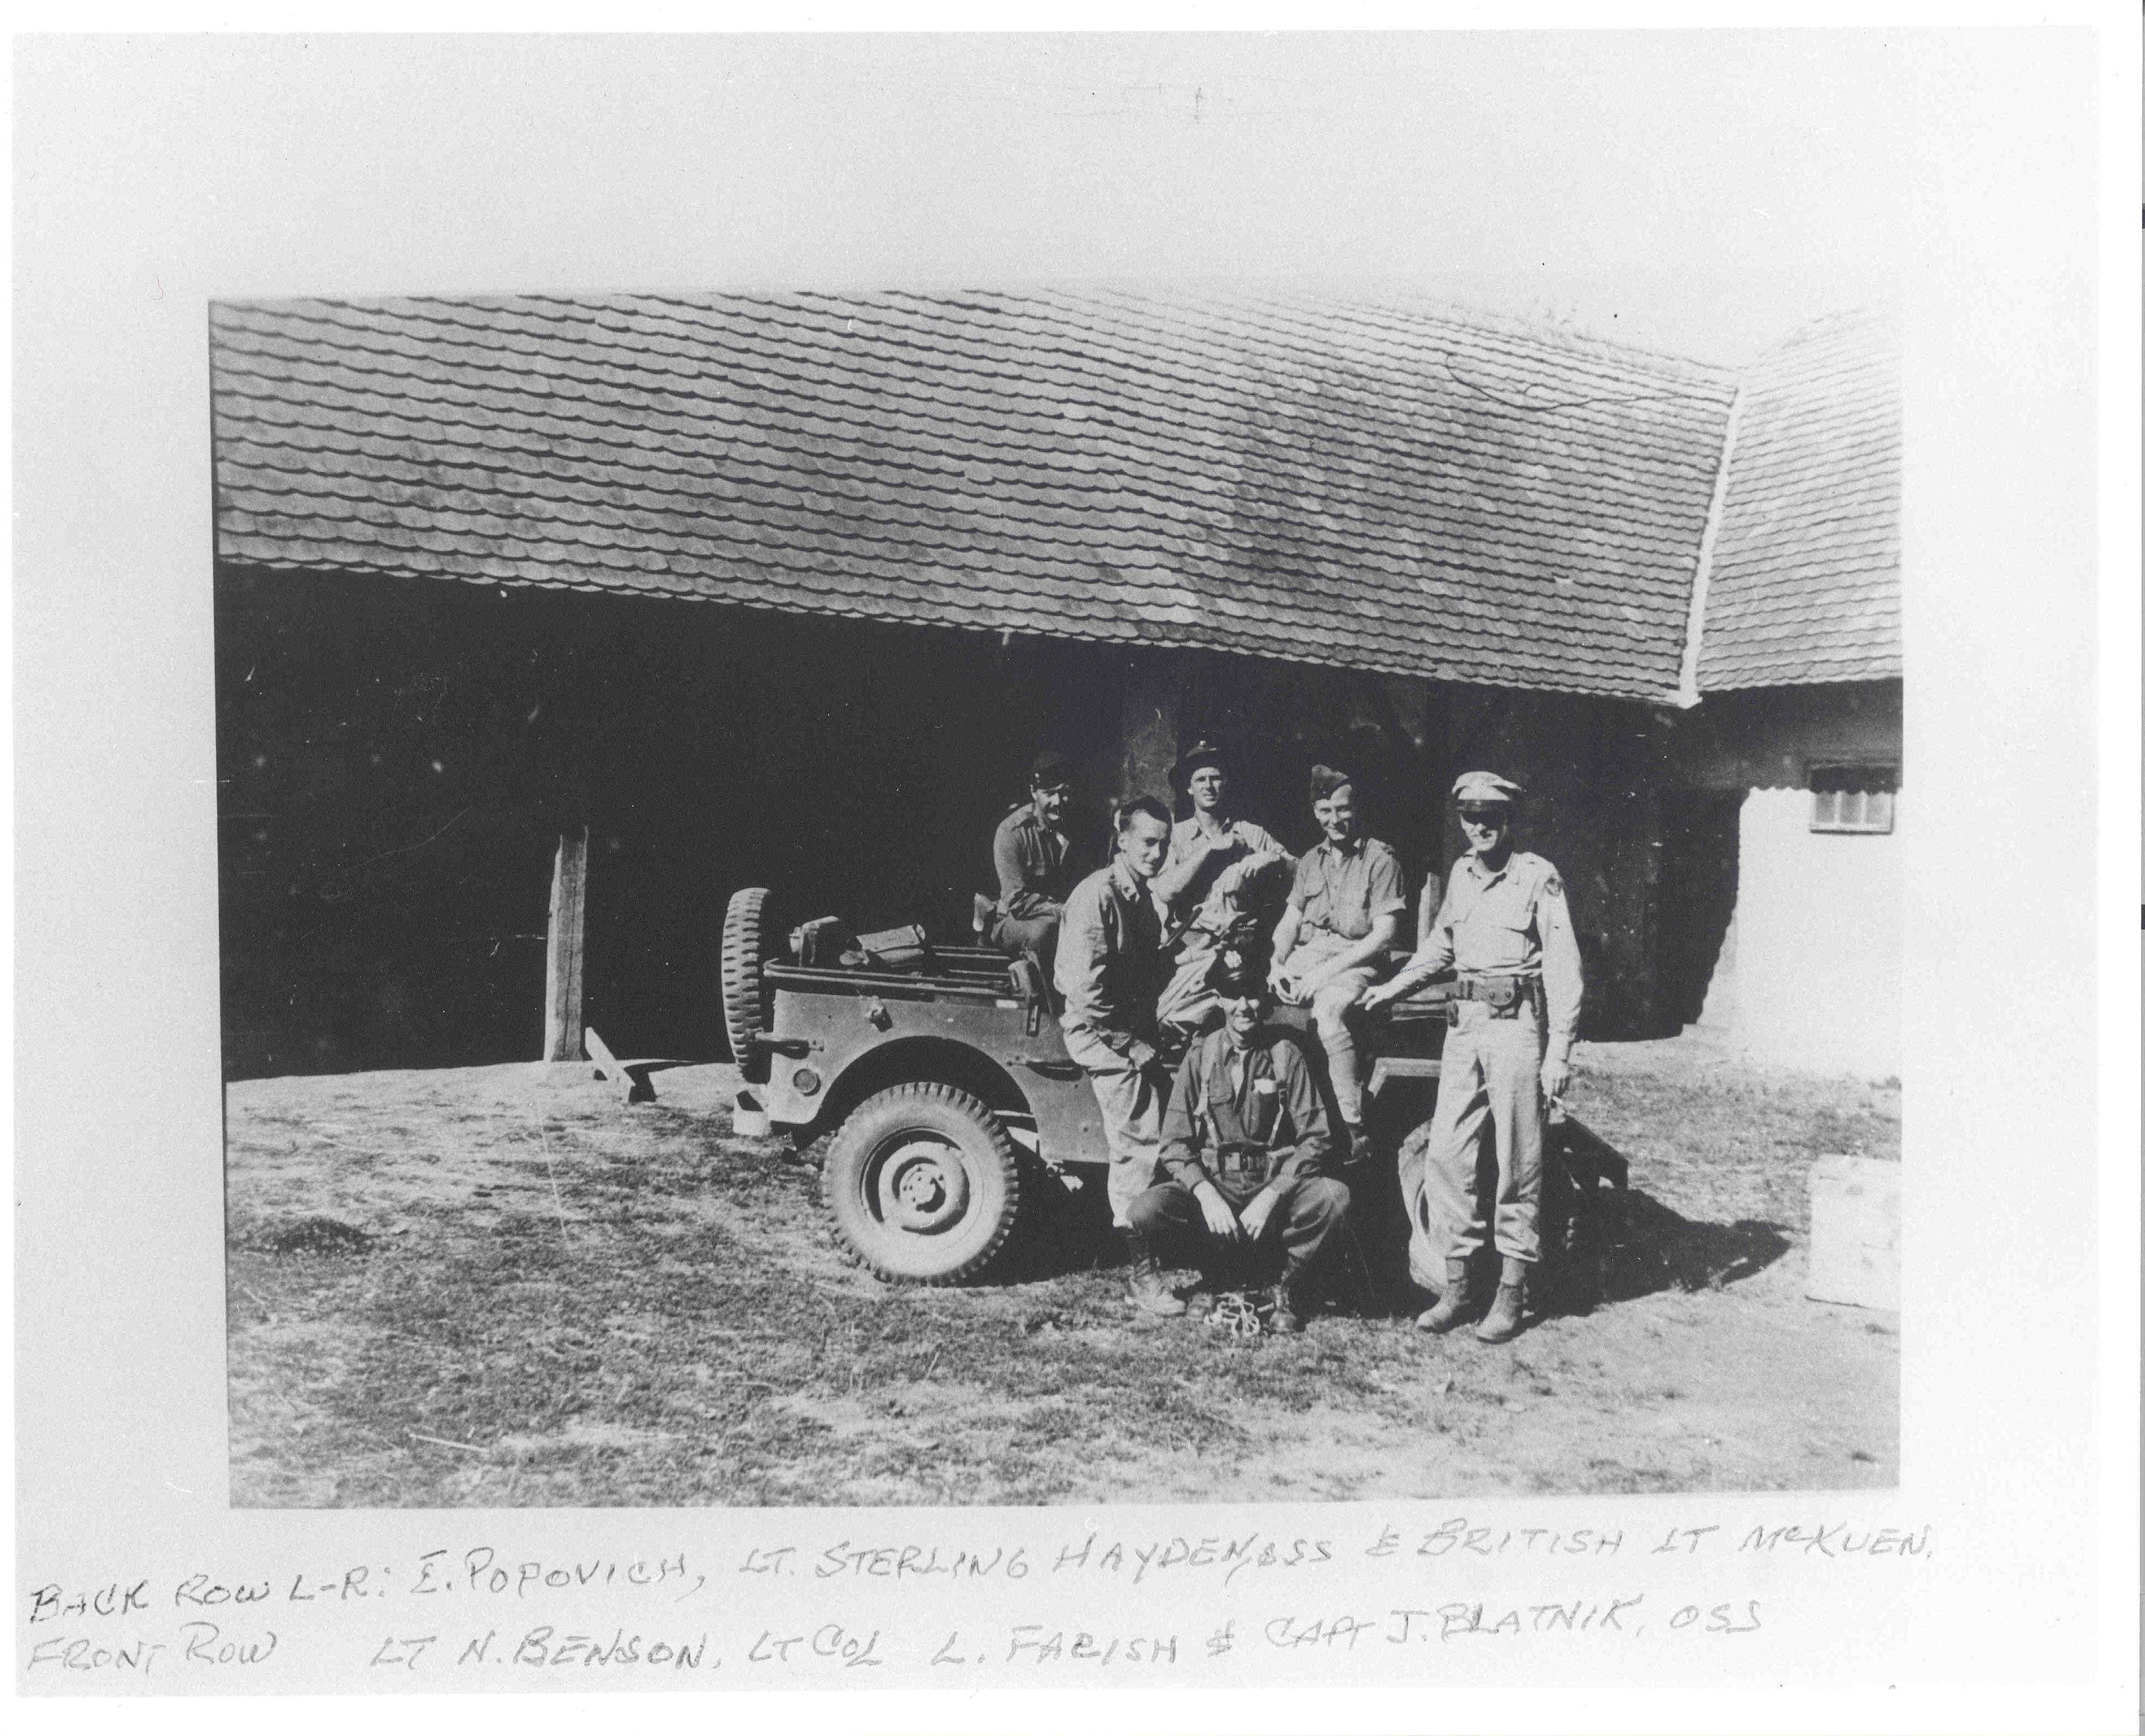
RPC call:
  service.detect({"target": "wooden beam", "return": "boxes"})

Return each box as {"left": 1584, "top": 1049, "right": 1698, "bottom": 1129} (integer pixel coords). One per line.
{"left": 542, "top": 825, "right": 589, "bottom": 1062}
{"left": 583, "top": 1025, "right": 636, "bottom": 1104}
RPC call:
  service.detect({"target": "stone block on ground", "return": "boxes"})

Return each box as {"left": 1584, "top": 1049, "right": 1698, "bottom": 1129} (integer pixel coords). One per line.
{"left": 1806, "top": 1154, "right": 1900, "bottom": 1310}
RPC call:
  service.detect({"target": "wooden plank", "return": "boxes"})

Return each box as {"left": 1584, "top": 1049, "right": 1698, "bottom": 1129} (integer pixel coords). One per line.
{"left": 582, "top": 1025, "right": 635, "bottom": 1104}
{"left": 1367, "top": 1056, "right": 1442, "bottom": 1100}
{"left": 541, "top": 826, "right": 589, "bottom": 1062}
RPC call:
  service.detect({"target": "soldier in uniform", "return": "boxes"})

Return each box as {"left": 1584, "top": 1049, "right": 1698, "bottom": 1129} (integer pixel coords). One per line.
{"left": 1362, "top": 771, "right": 1584, "bottom": 1344}
{"left": 1151, "top": 740, "right": 1294, "bottom": 1040}
{"left": 1125, "top": 950, "right": 1350, "bottom": 1330}
{"left": 1055, "top": 796, "right": 1176, "bottom": 1270}
{"left": 1265, "top": 765, "right": 1407, "bottom": 1146}
{"left": 986, "top": 749, "right": 1084, "bottom": 974}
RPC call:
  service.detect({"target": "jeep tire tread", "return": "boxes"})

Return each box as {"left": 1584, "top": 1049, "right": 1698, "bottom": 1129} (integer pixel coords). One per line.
{"left": 821, "top": 1083, "right": 1024, "bottom": 1286}
{"left": 720, "top": 886, "right": 775, "bottom": 1078}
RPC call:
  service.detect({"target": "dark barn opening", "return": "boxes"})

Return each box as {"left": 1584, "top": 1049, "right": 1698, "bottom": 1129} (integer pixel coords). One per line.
{"left": 1656, "top": 787, "right": 1743, "bottom": 1031}
{"left": 215, "top": 571, "right": 1493, "bottom": 1080}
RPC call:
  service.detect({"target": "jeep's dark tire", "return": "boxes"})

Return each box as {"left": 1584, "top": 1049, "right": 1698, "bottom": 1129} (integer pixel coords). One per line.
{"left": 822, "top": 1084, "right": 1024, "bottom": 1285}
{"left": 721, "top": 886, "right": 776, "bottom": 1078}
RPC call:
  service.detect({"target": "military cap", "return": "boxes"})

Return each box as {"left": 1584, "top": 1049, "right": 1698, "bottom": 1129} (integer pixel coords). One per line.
{"left": 1205, "top": 946, "right": 1269, "bottom": 1000}
{"left": 1028, "top": 748, "right": 1073, "bottom": 788}
{"left": 1308, "top": 763, "right": 1356, "bottom": 802}
{"left": 1452, "top": 770, "right": 1524, "bottom": 805}
{"left": 1173, "top": 738, "right": 1227, "bottom": 782}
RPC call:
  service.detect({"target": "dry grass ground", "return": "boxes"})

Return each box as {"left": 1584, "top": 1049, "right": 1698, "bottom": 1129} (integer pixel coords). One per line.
{"left": 224, "top": 1037, "right": 1899, "bottom": 1506}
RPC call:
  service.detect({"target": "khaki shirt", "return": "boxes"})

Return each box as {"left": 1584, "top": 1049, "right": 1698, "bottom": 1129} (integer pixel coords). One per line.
{"left": 1163, "top": 815, "right": 1292, "bottom": 923}
{"left": 1157, "top": 1027, "right": 1334, "bottom": 1203}
{"left": 1288, "top": 836, "right": 1406, "bottom": 942}
{"left": 992, "top": 801, "right": 1082, "bottom": 921}
{"left": 1390, "top": 849, "right": 1585, "bottom": 1057}
{"left": 1054, "top": 859, "right": 1169, "bottom": 1069}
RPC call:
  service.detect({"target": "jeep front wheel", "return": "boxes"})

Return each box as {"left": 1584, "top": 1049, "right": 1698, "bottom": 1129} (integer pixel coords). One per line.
{"left": 822, "top": 1083, "right": 1023, "bottom": 1285}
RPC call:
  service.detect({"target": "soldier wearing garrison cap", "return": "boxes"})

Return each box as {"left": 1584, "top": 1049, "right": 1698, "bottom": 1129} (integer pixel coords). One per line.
{"left": 1363, "top": 770, "right": 1584, "bottom": 1344}
{"left": 1265, "top": 763, "right": 1407, "bottom": 1148}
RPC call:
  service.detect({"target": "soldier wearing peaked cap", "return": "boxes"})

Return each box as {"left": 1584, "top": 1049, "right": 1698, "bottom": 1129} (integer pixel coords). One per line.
{"left": 1125, "top": 948, "right": 1351, "bottom": 1333}
{"left": 1362, "top": 771, "right": 1583, "bottom": 1344}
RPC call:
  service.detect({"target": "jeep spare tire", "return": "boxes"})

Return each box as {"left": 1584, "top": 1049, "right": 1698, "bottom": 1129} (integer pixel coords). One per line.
{"left": 822, "top": 1084, "right": 1024, "bottom": 1285}
{"left": 720, "top": 886, "right": 777, "bottom": 1076}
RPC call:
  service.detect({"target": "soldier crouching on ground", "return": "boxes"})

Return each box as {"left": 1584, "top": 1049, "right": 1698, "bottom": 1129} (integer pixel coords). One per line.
{"left": 1361, "top": 771, "right": 1583, "bottom": 1344}
{"left": 1054, "top": 795, "right": 1176, "bottom": 1260}
{"left": 1123, "top": 951, "right": 1350, "bottom": 1331}
{"left": 1265, "top": 764, "right": 1406, "bottom": 1150}
{"left": 986, "top": 748, "right": 1085, "bottom": 975}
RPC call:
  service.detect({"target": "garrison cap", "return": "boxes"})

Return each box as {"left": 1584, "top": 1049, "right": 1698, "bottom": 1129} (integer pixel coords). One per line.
{"left": 1173, "top": 738, "right": 1227, "bottom": 782}
{"left": 1452, "top": 770, "right": 1524, "bottom": 806}
{"left": 1028, "top": 748, "right": 1073, "bottom": 788}
{"left": 1308, "top": 763, "right": 1356, "bottom": 802}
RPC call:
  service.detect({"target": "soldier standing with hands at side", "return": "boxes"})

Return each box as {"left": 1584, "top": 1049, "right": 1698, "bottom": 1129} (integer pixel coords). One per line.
{"left": 1362, "top": 772, "right": 1583, "bottom": 1344}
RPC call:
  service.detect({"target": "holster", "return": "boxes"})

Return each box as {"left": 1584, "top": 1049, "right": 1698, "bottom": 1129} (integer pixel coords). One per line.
{"left": 1458, "top": 974, "right": 1542, "bottom": 1020}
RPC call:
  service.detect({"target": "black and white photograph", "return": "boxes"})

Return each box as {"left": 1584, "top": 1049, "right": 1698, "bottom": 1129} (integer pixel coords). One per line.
{"left": 14, "top": 16, "right": 2135, "bottom": 1723}
{"left": 214, "top": 280, "right": 1904, "bottom": 1508}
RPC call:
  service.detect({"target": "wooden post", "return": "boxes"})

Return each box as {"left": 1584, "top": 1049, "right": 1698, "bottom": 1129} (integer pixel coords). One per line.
{"left": 1117, "top": 653, "right": 1181, "bottom": 805}
{"left": 542, "top": 826, "right": 589, "bottom": 1062}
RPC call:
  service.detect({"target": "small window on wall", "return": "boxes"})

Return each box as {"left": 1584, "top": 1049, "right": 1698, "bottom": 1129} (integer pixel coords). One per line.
{"left": 1809, "top": 762, "right": 1898, "bottom": 834}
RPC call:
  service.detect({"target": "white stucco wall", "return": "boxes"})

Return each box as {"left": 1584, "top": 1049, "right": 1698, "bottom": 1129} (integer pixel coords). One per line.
{"left": 1728, "top": 784, "right": 1903, "bottom": 1078}
{"left": 1673, "top": 682, "right": 1904, "bottom": 1079}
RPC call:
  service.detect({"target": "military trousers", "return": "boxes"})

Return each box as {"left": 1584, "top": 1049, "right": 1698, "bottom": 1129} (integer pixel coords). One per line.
{"left": 1062, "top": 1028, "right": 1166, "bottom": 1227}
{"left": 991, "top": 910, "right": 1061, "bottom": 976}
{"left": 1155, "top": 930, "right": 1223, "bottom": 1035}
{"left": 1278, "top": 931, "right": 1380, "bottom": 1125}
{"left": 1407, "top": 1002, "right": 1546, "bottom": 1266}
{"left": 1126, "top": 1175, "right": 1351, "bottom": 1286}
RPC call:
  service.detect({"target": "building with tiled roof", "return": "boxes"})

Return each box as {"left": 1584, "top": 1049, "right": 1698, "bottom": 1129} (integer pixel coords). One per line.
{"left": 210, "top": 288, "right": 1738, "bottom": 703}
{"left": 208, "top": 290, "right": 1904, "bottom": 1079}
{"left": 1698, "top": 308, "right": 1902, "bottom": 692}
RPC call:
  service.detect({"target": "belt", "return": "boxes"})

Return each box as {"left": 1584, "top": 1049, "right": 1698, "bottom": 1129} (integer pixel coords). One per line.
{"left": 1454, "top": 974, "right": 1541, "bottom": 1015}
{"left": 1211, "top": 1143, "right": 1276, "bottom": 1187}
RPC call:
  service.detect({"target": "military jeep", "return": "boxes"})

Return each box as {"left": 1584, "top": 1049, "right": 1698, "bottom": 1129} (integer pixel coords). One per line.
{"left": 719, "top": 886, "right": 1621, "bottom": 1298}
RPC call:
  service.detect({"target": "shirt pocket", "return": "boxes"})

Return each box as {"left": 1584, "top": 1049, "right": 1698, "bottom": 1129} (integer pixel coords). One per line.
{"left": 1463, "top": 893, "right": 1535, "bottom": 968}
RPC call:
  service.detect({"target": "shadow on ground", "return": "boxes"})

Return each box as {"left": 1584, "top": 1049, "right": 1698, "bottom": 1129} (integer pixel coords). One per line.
{"left": 981, "top": 1113, "right": 1792, "bottom": 1324}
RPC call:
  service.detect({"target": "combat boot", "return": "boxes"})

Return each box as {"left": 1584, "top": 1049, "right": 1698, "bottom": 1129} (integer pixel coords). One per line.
{"left": 1475, "top": 1258, "right": 1530, "bottom": 1344}
{"left": 1123, "top": 1231, "right": 1187, "bottom": 1317}
{"left": 1414, "top": 1259, "right": 1477, "bottom": 1333}
{"left": 1267, "top": 1266, "right": 1309, "bottom": 1334}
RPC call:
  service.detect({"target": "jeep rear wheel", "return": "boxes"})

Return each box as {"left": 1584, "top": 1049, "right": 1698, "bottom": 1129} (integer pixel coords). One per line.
{"left": 822, "top": 1084, "right": 1023, "bottom": 1285}
{"left": 720, "top": 886, "right": 776, "bottom": 1078}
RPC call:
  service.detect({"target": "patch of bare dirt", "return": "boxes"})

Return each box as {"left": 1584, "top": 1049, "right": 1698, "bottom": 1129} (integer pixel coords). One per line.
{"left": 225, "top": 1041, "right": 1897, "bottom": 1506}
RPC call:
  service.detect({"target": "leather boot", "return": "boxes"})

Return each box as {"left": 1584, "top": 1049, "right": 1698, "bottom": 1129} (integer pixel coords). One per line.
{"left": 1267, "top": 1266, "right": 1308, "bottom": 1334}
{"left": 1475, "top": 1257, "right": 1529, "bottom": 1344}
{"left": 1415, "top": 1258, "right": 1477, "bottom": 1333}
{"left": 1123, "top": 1231, "right": 1186, "bottom": 1317}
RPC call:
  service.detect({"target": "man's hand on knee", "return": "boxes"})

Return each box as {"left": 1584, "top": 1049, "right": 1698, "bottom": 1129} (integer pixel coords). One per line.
{"left": 1194, "top": 1181, "right": 1244, "bottom": 1243}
